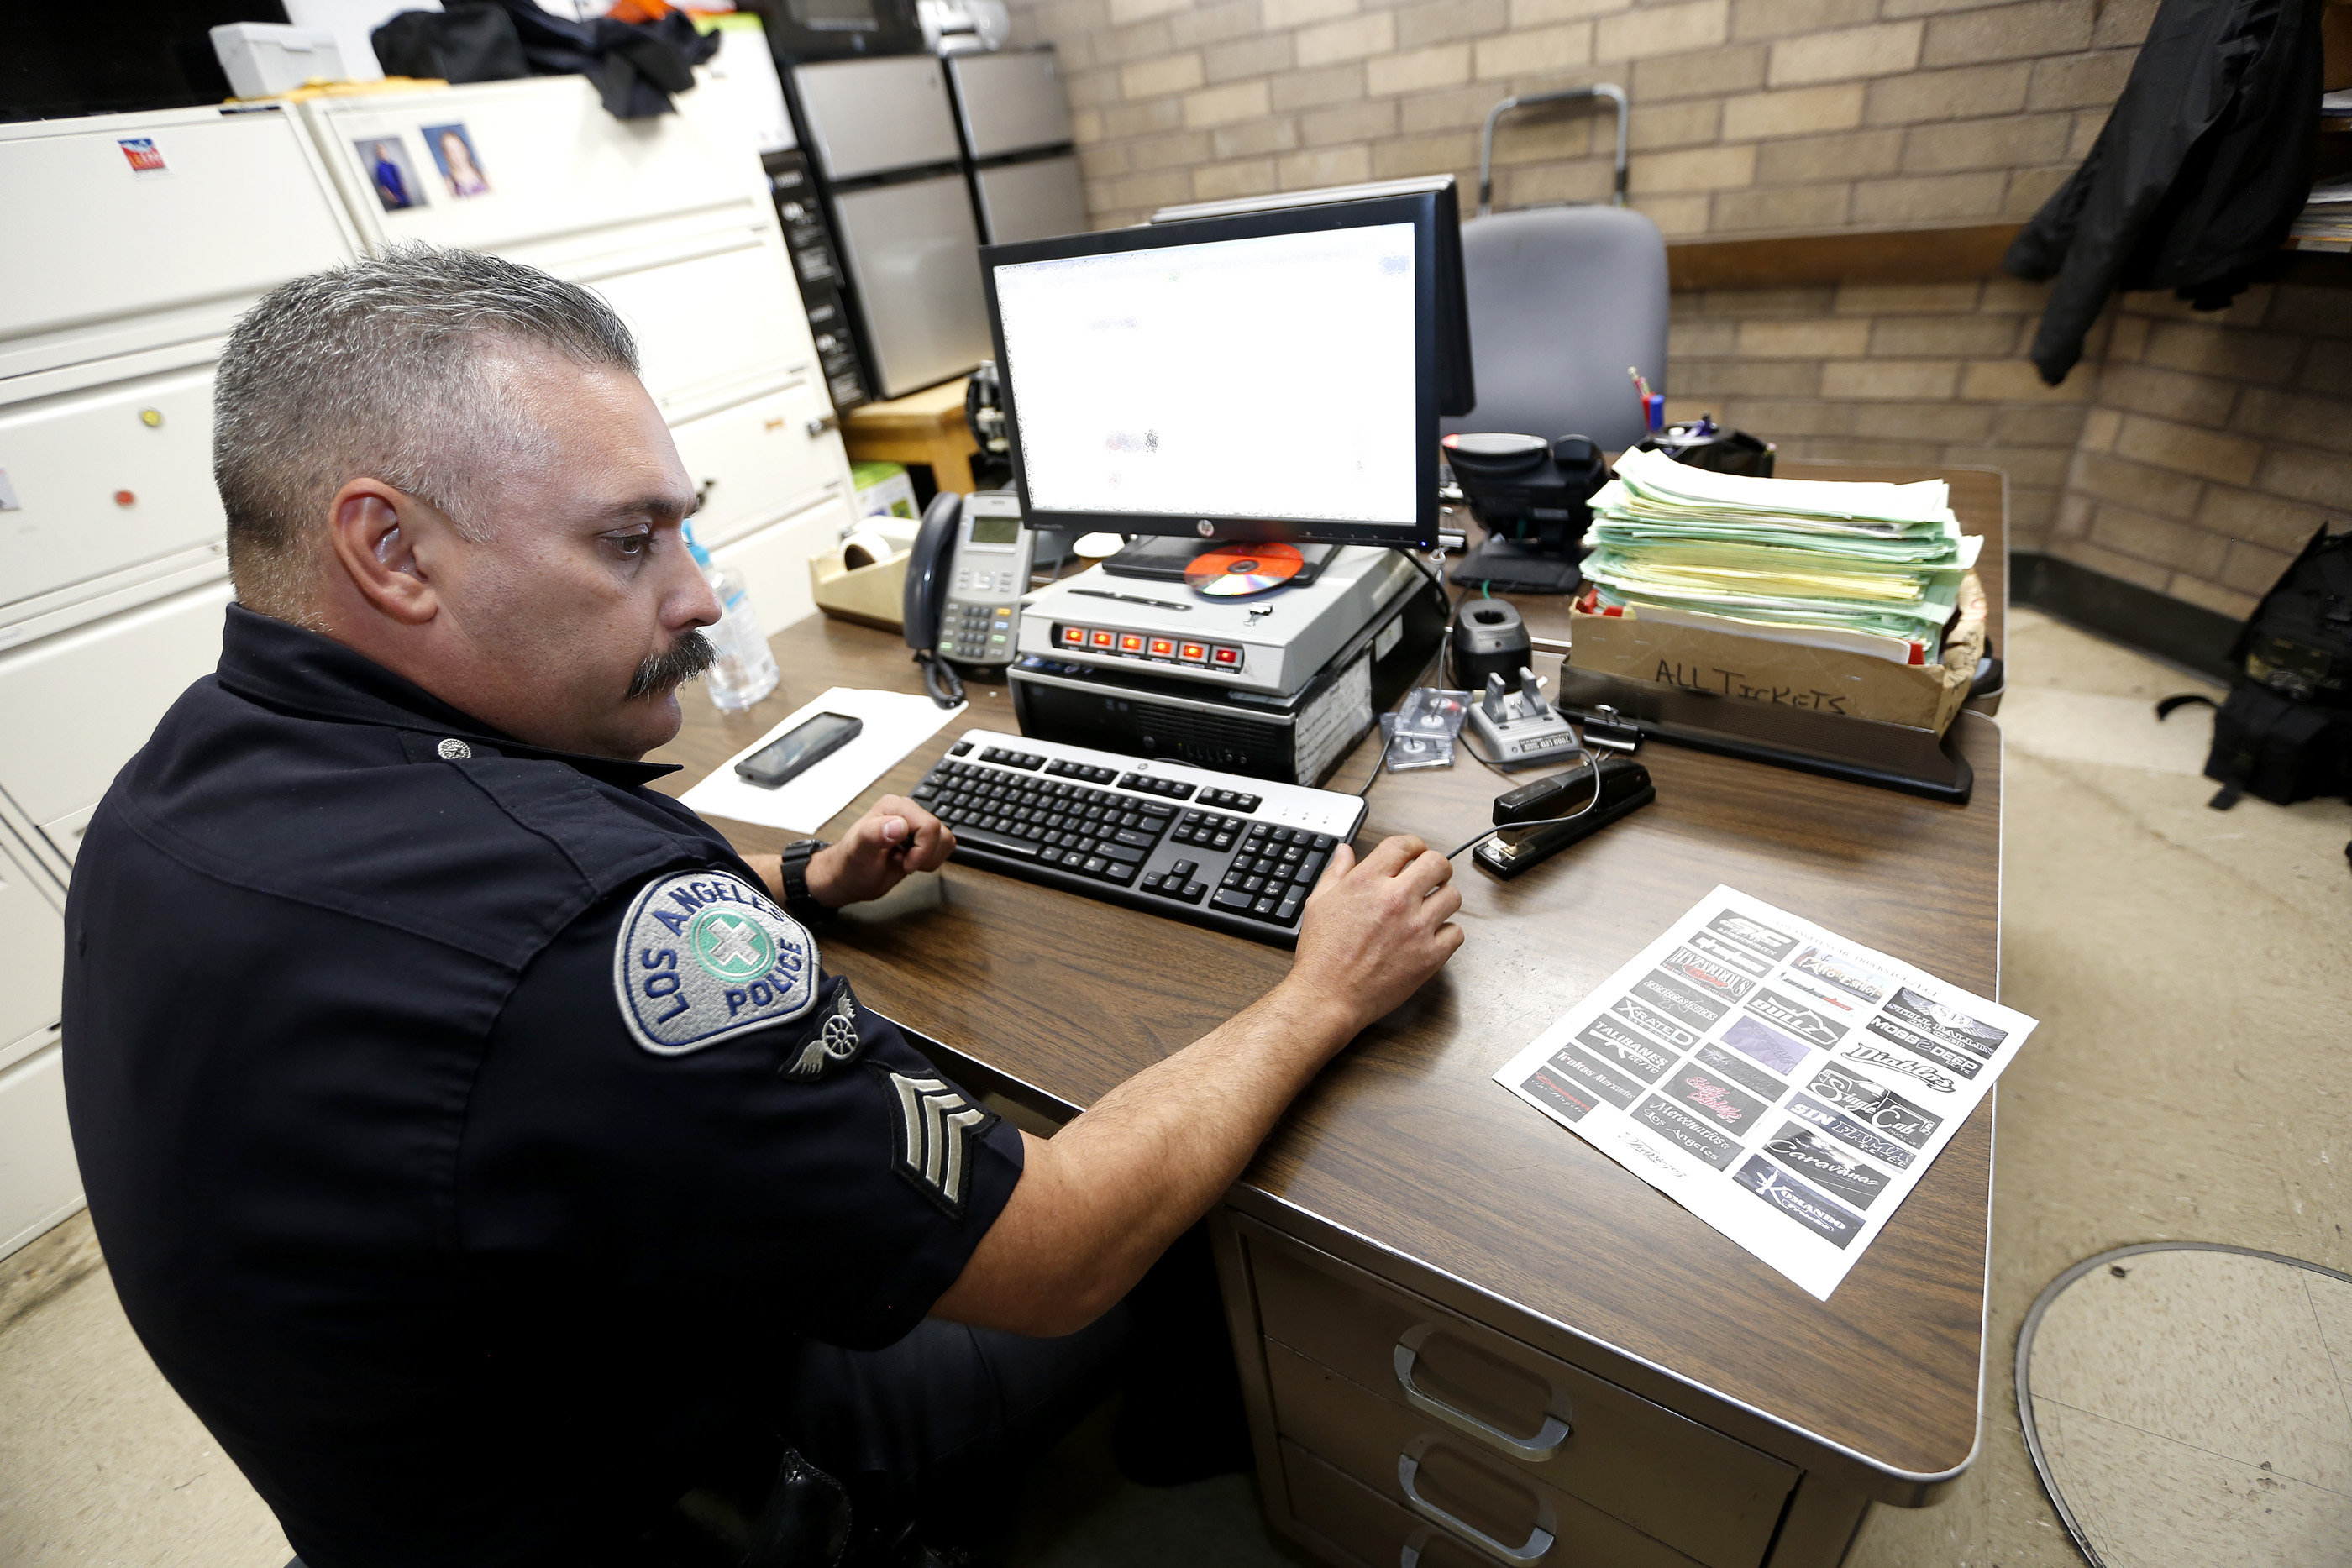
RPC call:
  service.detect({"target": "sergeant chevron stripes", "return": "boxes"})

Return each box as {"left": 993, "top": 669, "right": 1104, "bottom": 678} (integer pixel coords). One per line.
{"left": 883, "top": 1070, "right": 990, "bottom": 1213}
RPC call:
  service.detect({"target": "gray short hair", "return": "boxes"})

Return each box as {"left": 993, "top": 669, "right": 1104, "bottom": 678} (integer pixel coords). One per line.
{"left": 213, "top": 244, "right": 640, "bottom": 617}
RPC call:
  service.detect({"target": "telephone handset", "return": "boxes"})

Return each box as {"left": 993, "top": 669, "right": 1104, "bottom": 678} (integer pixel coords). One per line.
{"left": 903, "top": 489, "right": 1034, "bottom": 707}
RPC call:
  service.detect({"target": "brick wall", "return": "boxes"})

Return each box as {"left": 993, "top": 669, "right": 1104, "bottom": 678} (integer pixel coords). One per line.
{"left": 2051, "top": 285, "right": 2352, "bottom": 620}
{"left": 1003, "top": 0, "right": 2350, "bottom": 621}
{"left": 1662, "top": 275, "right": 2093, "bottom": 553}
{"left": 1011, "top": 0, "right": 2155, "bottom": 234}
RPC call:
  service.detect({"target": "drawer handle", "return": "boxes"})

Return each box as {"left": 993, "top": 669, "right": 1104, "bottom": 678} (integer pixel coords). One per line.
{"left": 1398, "top": 1454, "right": 1555, "bottom": 1565}
{"left": 1394, "top": 1336, "right": 1572, "bottom": 1463}
{"left": 806, "top": 412, "right": 839, "bottom": 438}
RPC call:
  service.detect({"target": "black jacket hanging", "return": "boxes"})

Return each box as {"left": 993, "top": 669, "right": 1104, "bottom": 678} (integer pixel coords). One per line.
{"left": 2003, "top": 0, "right": 2323, "bottom": 385}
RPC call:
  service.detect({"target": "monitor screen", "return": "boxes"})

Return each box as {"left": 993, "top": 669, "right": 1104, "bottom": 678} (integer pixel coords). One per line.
{"left": 981, "top": 192, "right": 1440, "bottom": 548}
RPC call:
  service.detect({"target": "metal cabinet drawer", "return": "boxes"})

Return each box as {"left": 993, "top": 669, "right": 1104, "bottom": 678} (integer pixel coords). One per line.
{"left": 0, "top": 579, "right": 233, "bottom": 853}
{"left": 596, "top": 241, "right": 817, "bottom": 422}
{"left": 668, "top": 380, "right": 843, "bottom": 553}
{"left": 1270, "top": 1345, "right": 1706, "bottom": 1568}
{"left": 0, "top": 827, "right": 65, "bottom": 1057}
{"left": 0, "top": 364, "right": 223, "bottom": 616}
{"left": 1247, "top": 1231, "right": 1793, "bottom": 1568}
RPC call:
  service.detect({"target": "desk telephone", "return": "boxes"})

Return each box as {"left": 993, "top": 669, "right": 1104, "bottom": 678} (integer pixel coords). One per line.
{"left": 904, "top": 489, "right": 1036, "bottom": 706}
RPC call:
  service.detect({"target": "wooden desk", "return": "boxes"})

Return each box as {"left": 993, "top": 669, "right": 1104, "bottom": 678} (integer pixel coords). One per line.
{"left": 648, "top": 465, "right": 2007, "bottom": 1568}
{"left": 840, "top": 379, "right": 981, "bottom": 494}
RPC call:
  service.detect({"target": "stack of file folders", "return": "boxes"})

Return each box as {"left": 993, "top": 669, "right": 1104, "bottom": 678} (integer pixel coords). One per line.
{"left": 1578, "top": 447, "right": 1982, "bottom": 668}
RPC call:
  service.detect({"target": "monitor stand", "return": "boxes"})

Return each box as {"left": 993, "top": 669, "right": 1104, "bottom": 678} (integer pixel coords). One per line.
{"left": 1100, "top": 536, "right": 1337, "bottom": 586}
{"left": 1449, "top": 537, "right": 1582, "bottom": 595}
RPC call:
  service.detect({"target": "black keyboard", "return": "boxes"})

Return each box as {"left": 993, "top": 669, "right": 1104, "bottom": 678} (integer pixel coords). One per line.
{"left": 910, "top": 729, "right": 1368, "bottom": 947}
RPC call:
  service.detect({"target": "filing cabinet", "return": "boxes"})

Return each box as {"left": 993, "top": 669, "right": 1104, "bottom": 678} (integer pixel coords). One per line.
{"left": 0, "top": 363, "right": 223, "bottom": 621}
{"left": 297, "top": 72, "right": 858, "bottom": 626}
{"left": 1221, "top": 1217, "right": 1815, "bottom": 1568}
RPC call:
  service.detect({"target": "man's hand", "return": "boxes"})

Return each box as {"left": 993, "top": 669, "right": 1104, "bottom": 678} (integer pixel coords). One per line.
{"left": 804, "top": 795, "right": 955, "bottom": 907}
{"left": 932, "top": 831, "right": 1464, "bottom": 1337}
{"left": 1279, "top": 834, "right": 1463, "bottom": 1039}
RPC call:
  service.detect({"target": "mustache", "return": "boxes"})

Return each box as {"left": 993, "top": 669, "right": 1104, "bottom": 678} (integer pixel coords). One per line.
{"left": 626, "top": 630, "right": 717, "bottom": 700}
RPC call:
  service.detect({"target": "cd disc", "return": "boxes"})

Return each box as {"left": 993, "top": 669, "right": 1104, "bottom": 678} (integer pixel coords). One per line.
{"left": 1185, "top": 541, "right": 1304, "bottom": 597}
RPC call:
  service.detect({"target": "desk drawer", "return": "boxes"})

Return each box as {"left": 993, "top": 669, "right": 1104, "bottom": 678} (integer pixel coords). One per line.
{"left": 1270, "top": 1345, "right": 1704, "bottom": 1568}
{"left": 1247, "top": 1232, "right": 1793, "bottom": 1568}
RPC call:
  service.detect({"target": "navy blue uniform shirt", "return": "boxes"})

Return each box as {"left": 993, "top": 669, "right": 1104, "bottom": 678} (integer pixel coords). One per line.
{"left": 61, "top": 606, "right": 1022, "bottom": 1567}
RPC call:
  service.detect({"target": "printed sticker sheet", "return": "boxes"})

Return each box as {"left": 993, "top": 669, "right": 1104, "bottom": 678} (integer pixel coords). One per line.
{"left": 1493, "top": 885, "right": 2037, "bottom": 1299}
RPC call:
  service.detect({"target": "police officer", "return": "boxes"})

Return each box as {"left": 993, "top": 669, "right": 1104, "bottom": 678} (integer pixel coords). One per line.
{"left": 62, "top": 246, "right": 1464, "bottom": 1568}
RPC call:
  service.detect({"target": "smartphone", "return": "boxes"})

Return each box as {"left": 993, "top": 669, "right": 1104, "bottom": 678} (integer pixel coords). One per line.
{"left": 735, "top": 712, "right": 864, "bottom": 789}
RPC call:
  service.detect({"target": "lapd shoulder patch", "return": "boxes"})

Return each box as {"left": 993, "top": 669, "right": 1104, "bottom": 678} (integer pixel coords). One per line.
{"left": 781, "top": 977, "right": 867, "bottom": 1081}
{"left": 612, "top": 869, "right": 819, "bottom": 1056}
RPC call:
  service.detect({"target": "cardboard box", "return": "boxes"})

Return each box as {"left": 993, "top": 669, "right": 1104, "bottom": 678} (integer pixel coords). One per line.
{"left": 1567, "top": 572, "right": 1987, "bottom": 736}
{"left": 852, "top": 461, "right": 918, "bottom": 523}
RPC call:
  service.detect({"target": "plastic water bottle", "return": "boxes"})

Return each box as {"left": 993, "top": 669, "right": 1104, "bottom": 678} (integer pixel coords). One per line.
{"left": 685, "top": 527, "right": 780, "bottom": 713}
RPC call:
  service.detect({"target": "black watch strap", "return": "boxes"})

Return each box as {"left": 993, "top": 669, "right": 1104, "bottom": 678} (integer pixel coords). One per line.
{"left": 777, "top": 839, "right": 832, "bottom": 924}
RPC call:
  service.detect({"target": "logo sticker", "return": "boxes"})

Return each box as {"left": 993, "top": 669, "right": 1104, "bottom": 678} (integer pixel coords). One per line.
{"left": 1788, "top": 945, "right": 1892, "bottom": 1004}
{"left": 1538, "top": 1043, "right": 1645, "bottom": 1112}
{"left": 1608, "top": 996, "right": 1699, "bottom": 1051}
{"left": 1631, "top": 968, "right": 1731, "bottom": 1029}
{"left": 1764, "top": 1122, "right": 1891, "bottom": 1210}
{"left": 1882, "top": 986, "right": 2007, "bottom": 1059}
{"left": 612, "top": 870, "right": 818, "bottom": 1056}
{"left": 1633, "top": 1094, "right": 1743, "bottom": 1171}
{"left": 1664, "top": 1062, "right": 1769, "bottom": 1130}
{"left": 1787, "top": 1093, "right": 1916, "bottom": 1170}
{"left": 1840, "top": 1041, "right": 1957, "bottom": 1094}
{"left": 1720, "top": 1014, "right": 1813, "bottom": 1076}
{"left": 1742, "top": 986, "right": 1846, "bottom": 1046}
{"left": 1804, "top": 1063, "right": 1941, "bottom": 1149}
{"left": 1701, "top": 909, "right": 1799, "bottom": 962}
{"left": 877, "top": 1066, "right": 994, "bottom": 1214}
{"left": 1662, "top": 946, "right": 1757, "bottom": 1001}
{"left": 1687, "top": 931, "right": 1771, "bottom": 977}
{"left": 1866, "top": 1014, "right": 1985, "bottom": 1079}
{"left": 1695, "top": 1040, "right": 1788, "bottom": 1104}
{"left": 1735, "top": 1155, "right": 1862, "bottom": 1249}
{"left": 1573, "top": 1016, "right": 1675, "bottom": 1083}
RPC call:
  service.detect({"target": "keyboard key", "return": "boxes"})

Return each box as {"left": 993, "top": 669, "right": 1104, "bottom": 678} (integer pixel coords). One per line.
{"left": 1275, "top": 892, "right": 1303, "bottom": 924}
{"left": 1112, "top": 828, "right": 1157, "bottom": 849}
{"left": 1210, "top": 889, "right": 1254, "bottom": 913}
{"left": 1312, "top": 835, "right": 1335, "bottom": 852}
{"left": 1221, "top": 869, "right": 1246, "bottom": 889}
{"left": 1181, "top": 882, "right": 1207, "bottom": 902}
{"left": 949, "top": 742, "right": 972, "bottom": 756}
{"left": 1299, "top": 850, "right": 1327, "bottom": 880}
{"left": 1082, "top": 857, "right": 1108, "bottom": 876}
{"left": 953, "top": 825, "right": 1041, "bottom": 859}
{"left": 1104, "top": 862, "right": 1136, "bottom": 884}
{"left": 1252, "top": 896, "right": 1278, "bottom": 916}
{"left": 1212, "top": 833, "right": 1236, "bottom": 850}
{"left": 1104, "top": 843, "right": 1146, "bottom": 864}
{"left": 1170, "top": 859, "right": 1196, "bottom": 879}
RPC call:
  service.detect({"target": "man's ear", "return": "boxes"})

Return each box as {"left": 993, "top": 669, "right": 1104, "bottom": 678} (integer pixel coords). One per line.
{"left": 326, "top": 479, "right": 443, "bottom": 626}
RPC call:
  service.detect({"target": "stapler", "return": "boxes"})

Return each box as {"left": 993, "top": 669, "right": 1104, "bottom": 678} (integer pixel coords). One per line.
{"left": 1472, "top": 753, "right": 1656, "bottom": 878}
{"left": 1467, "top": 667, "right": 1582, "bottom": 765}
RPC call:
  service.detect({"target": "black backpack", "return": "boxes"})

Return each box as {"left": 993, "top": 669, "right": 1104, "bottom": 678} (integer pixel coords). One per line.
{"left": 2160, "top": 526, "right": 2352, "bottom": 840}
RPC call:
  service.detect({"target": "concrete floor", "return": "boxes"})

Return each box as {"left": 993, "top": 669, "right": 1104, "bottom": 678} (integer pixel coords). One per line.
{"left": 3, "top": 606, "right": 2347, "bottom": 1567}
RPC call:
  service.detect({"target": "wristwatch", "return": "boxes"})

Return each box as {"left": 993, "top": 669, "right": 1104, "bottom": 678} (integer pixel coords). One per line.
{"left": 776, "top": 839, "right": 833, "bottom": 925}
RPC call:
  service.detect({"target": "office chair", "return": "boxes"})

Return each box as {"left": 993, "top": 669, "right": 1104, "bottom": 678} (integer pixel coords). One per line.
{"left": 1443, "top": 87, "right": 1667, "bottom": 590}
{"left": 1443, "top": 204, "right": 1667, "bottom": 455}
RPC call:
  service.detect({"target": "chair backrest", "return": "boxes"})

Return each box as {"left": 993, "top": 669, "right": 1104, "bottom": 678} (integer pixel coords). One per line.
{"left": 1442, "top": 203, "right": 1668, "bottom": 454}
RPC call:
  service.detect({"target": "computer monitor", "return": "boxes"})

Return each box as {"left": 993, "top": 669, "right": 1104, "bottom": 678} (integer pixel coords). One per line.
{"left": 1149, "top": 176, "right": 1474, "bottom": 421}
{"left": 979, "top": 189, "right": 1450, "bottom": 551}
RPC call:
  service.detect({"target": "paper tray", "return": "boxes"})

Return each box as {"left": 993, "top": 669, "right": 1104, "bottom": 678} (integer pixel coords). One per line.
{"left": 1555, "top": 665, "right": 1976, "bottom": 804}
